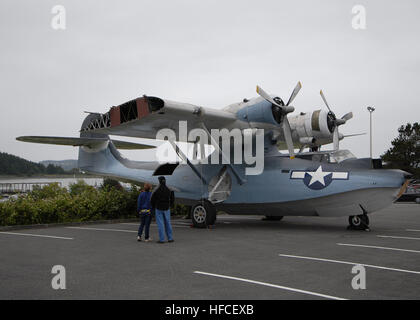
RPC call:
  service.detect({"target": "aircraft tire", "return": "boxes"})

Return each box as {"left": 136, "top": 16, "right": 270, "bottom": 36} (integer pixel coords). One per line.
{"left": 263, "top": 216, "right": 284, "bottom": 221}
{"left": 348, "top": 214, "right": 369, "bottom": 230}
{"left": 191, "top": 200, "right": 216, "bottom": 228}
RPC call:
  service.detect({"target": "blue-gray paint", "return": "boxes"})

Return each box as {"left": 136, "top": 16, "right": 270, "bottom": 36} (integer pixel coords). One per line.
{"left": 78, "top": 113, "right": 407, "bottom": 217}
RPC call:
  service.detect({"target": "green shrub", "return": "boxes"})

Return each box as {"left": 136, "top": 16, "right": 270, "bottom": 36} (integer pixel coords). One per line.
{"left": 100, "top": 178, "right": 123, "bottom": 191}
{"left": 30, "top": 182, "right": 67, "bottom": 200}
{"left": 69, "top": 180, "right": 96, "bottom": 196}
{"left": 173, "top": 203, "right": 190, "bottom": 216}
{"left": 0, "top": 180, "right": 189, "bottom": 226}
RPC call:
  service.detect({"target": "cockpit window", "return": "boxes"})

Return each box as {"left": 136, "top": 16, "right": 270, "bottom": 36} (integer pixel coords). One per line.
{"left": 295, "top": 149, "right": 356, "bottom": 163}
{"left": 329, "top": 150, "right": 357, "bottom": 163}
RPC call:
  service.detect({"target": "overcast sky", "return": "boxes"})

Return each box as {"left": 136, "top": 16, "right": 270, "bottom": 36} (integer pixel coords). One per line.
{"left": 1, "top": 0, "right": 419, "bottom": 162}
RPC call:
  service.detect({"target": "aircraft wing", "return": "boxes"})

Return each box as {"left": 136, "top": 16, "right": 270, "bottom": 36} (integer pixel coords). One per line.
{"left": 79, "top": 96, "right": 239, "bottom": 140}
{"left": 16, "top": 136, "right": 155, "bottom": 150}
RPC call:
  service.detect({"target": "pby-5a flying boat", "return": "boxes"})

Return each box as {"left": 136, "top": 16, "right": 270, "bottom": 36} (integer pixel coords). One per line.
{"left": 17, "top": 82, "right": 410, "bottom": 230}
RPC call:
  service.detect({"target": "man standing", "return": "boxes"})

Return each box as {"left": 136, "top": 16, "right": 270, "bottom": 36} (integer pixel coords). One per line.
{"left": 151, "top": 176, "right": 174, "bottom": 243}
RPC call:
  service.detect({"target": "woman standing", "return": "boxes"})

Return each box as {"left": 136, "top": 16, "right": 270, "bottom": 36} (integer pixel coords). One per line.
{"left": 137, "top": 183, "right": 153, "bottom": 242}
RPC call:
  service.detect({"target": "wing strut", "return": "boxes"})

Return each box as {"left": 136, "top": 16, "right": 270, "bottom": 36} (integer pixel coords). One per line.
{"left": 200, "top": 123, "right": 246, "bottom": 185}
{"left": 167, "top": 140, "right": 208, "bottom": 185}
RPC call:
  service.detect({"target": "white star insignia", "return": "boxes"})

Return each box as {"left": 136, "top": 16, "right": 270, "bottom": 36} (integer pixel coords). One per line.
{"left": 307, "top": 165, "right": 331, "bottom": 186}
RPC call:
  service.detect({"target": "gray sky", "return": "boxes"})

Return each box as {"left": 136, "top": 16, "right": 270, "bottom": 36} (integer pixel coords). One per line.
{"left": 1, "top": 0, "right": 419, "bottom": 162}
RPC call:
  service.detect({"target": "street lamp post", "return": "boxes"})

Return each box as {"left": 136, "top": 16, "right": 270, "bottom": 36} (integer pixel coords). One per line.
{"left": 367, "top": 106, "right": 375, "bottom": 159}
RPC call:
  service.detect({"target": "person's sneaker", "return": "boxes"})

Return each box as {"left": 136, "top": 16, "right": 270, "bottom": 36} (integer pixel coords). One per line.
{"left": 145, "top": 238, "right": 152, "bottom": 242}
{"left": 168, "top": 239, "right": 174, "bottom": 243}
{"left": 156, "top": 240, "right": 165, "bottom": 244}
{"left": 137, "top": 236, "right": 142, "bottom": 242}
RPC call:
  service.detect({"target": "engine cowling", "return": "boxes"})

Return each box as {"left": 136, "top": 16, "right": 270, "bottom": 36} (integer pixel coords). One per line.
{"left": 287, "top": 109, "right": 336, "bottom": 147}
{"left": 236, "top": 98, "right": 290, "bottom": 128}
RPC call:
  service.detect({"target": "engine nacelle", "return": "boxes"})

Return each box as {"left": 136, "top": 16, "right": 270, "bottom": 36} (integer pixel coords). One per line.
{"left": 236, "top": 98, "right": 290, "bottom": 128}
{"left": 299, "top": 137, "right": 315, "bottom": 145}
{"left": 288, "top": 109, "right": 336, "bottom": 147}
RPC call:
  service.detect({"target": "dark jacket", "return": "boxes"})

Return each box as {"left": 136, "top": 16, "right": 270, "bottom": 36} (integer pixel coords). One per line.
{"left": 151, "top": 183, "right": 174, "bottom": 211}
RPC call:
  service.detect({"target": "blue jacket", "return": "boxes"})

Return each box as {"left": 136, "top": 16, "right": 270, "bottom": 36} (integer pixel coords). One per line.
{"left": 137, "top": 191, "right": 152, "bottom": 213}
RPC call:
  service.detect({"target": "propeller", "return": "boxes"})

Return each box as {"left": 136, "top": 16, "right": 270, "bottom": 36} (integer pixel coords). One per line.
{"left": 319, "top": 90, "right": 353, "bottom": 151}
{"left": 256, "top": 82, "right": 302, "bottom": 158}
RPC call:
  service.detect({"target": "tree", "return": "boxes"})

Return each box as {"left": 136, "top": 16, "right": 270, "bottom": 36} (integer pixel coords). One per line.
{"left": 46, "top": 164, "right": 65, "bottom": 174}
{"left": 381, "top": 122, "right": 420, "bottom": 177}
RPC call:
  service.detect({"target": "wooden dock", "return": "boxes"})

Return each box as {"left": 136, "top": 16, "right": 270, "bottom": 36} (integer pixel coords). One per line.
{"left": 0, "top": 182, "right": 62, "bottom": 194}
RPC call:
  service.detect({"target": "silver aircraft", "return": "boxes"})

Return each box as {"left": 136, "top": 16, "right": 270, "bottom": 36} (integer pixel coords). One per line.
{"left": 17, "top": 83, "right": 410, "bottom": 230}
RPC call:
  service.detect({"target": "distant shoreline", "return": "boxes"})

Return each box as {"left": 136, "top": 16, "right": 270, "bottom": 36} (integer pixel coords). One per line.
{"left": 0, "top": 174, "right": 103, "bottom": 180}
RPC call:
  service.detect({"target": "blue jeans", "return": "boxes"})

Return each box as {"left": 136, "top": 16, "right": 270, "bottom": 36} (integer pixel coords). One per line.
{"left": 138, "top": 214, "right": 152, "bottom": 239}
{"left": 155, "top": 209, "right": 173, "bottom": 242}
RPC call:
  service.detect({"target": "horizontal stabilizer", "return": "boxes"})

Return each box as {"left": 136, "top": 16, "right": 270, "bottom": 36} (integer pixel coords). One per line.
{"left": 16, "top": 136, "right": 155, "bottom": 150}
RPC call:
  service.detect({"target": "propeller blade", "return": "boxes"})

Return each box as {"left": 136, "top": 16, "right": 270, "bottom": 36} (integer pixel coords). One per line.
{"left": 282, "top": 116, "right": 295, "bottom": 159}
{"left": 286, "top": 81, "right": 302, "bottom": 106}
{"left": 341, "top": 112, "right": 353, "bottom": 122}
{"left": 333, "top": 127, "right": 339, "bottom": 151}
{"left": 320, "top": 90, "right": 332, "bottom": 113}
{"left": 335, "top": 118, "right": 346, "bottom": 126}
{"left": 256, "top": 85, "right": 282, "bottom": 107}
{"left": 257, "top": 85, "right": 295, "bottom": 113}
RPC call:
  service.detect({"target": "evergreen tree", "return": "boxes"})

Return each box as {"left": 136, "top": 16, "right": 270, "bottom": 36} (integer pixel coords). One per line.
{"left": 381, "top": 122, "right": 420, "bottom": 177}
{"left": 0, "top": 152, "right": 68, "bottom": 176}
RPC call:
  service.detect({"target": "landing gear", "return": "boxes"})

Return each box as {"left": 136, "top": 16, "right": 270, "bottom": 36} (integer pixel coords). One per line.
{"left": 191, "top": 200, "right": 216, "bottom": 228}
{"left": 348, "top": 214, "right": 370, "bottom": 231}
{"left": 262, "top": 216, "right": 284, "bottom": 221}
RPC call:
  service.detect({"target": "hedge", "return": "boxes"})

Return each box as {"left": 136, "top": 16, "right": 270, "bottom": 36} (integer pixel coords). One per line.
{"left": 0, "top": 180, "right": 189, "bottom": 227}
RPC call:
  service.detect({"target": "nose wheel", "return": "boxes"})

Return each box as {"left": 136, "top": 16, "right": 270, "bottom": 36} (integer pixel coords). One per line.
{"left": 348, "top": 214, "right": 370, "bottom": 231}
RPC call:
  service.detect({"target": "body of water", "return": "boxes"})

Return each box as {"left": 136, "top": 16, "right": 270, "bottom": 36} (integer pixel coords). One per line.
{"left": 0, "top": 177, "right": 105, "bottom": 189}
{"left": 0, "top": 177, "right": 134, "bottom": 202}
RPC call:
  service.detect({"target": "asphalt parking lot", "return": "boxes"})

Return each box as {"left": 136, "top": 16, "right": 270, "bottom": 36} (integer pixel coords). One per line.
{"left": 0, "top": 203, "right": 419, "bottom": 300}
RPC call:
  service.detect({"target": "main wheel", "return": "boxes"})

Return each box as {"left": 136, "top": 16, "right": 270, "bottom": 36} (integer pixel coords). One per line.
{"left": 191, "top": 200, "right": 216, "bottom": 228}
{"left": 348, "top": 214, "right": 369, "bottom": 230}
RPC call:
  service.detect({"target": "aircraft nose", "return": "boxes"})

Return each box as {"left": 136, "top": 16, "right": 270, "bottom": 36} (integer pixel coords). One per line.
{"left": 394, "top": 170, "right": 412, "bottom": 200}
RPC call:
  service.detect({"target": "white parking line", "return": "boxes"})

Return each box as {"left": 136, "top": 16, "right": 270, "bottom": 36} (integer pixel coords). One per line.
{"left": 406, "top": 229, "right": 420, "bottom": 232}
{"left": 66, "top": 227, "right": 137, "bottom": 233}
{"left": 0, "top": 231, "right": 73, "bottom": 240}
{"left": 119, "top": 223, "right": 189, "bottom": 228}
{"left": 194, "top": 271, "right": 347, "bottom": 300}
{"left": 377, "top": 235, "right": 420, "bottom": 241}
{"left": 337, "top": 243, "right": 420, "bottom": 254}
{"left": 278, "top": 254, "right": 420, "bottom": 275}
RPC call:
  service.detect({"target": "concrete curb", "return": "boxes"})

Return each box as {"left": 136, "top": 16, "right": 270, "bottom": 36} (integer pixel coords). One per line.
{"left": 0, "top": 216, "right": 188, "bottom": 231}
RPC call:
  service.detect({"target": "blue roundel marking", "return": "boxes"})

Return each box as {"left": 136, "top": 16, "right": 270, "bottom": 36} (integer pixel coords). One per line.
{"left": 290, "top": 165, "right": 349, "bottom": 190}
{"left": 303, "top": 172, "right": 333, "bottom": 190}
